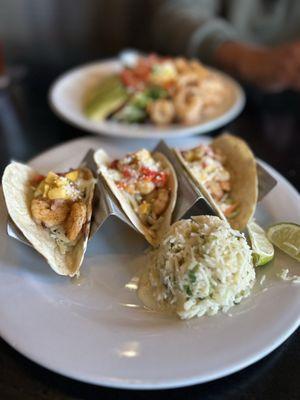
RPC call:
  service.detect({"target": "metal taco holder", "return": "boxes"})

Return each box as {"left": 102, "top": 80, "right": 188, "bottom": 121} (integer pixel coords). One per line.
{"left": 82, "top": 141, "right": 221, "bottom": 240}
{"left": 6, "top": 140, "right": 277, "bottom": 246}
{"left": 6, "top": 141, "right": 220, "bottom": 246}
{"left": 6, "top": 149, "right": 137, "bottom": 247}
{"left": 80, "top": 148, "right": 138, "bottom": 238}
{"left": 256, "top": 161, "right": 277, "bottom": 201}
{"left": 153, "top": 140, "right": 221, "bottom": 221}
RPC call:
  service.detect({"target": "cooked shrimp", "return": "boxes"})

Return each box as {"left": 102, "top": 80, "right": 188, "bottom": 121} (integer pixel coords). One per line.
{"left": 65, "top": 201, "right": 87, "bottom": 241}
{"left": 144, "top": 189, "right": 157, "bottom": 203}
{"left": 148, "top": 99, "right": 175, "bottom": 125}
{"left": 200, "top": 78, "right": 225, "bottom": 109}
{"left": 31, "top": 198, "right": 69, "bottom": 227}
{"left": 189, "top": 61, "right": 208, "bottom": 80}
{"left": 220, "top": 180, "right": 230, "bottom": 192}
{"left": 174, "top": 58, "right": 190, "bottom": 73}
{"left": 182, "top": 146, "right": 206, "bottom": 162}
{"left": 173, "top": 87, "right": 203, "bottom": 124}
{"left": 206, "top": 181, "right": 224, "bottom": 201}
{"left": 176, "top": 72, "right": 200, "bottom": 88}
{"left": 152, "top": 188, "right": 169, "bottom": 216}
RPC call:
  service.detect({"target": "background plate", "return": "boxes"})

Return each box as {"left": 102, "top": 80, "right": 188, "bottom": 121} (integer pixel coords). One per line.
{"left": 49, "top": 60, "right": 245, "bottom": 139}
{"left": 0, "top": 136, "right": 299, "bottom": 389}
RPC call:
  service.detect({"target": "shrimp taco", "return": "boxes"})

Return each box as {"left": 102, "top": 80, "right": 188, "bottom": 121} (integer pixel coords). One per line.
{"left": 94, "top": 148, "right": 178, "bottom": 246}
{"left": 175, "top": 133, "right": 258, "bottom": 230}
{"left": 2, "top": 162, "right": 95, "bottom": 276}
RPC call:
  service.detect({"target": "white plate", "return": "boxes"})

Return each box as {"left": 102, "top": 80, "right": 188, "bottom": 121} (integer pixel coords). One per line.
{"left": 0, "top": 136, "right": 299, "bottom": 390}
{"left": 49, "top": 60, "right": 245, "bottom": 139}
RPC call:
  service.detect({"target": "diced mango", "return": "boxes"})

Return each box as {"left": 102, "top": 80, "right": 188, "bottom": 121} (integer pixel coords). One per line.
{"left": 56, "top": 178, "right": 66, "bottom": 187}
{"left": 138, "top": 202, "right": 151, "bottom": 215}
{"left": 45, "top": 171, "right": 59, "bottom": 185}
{"left": 47, "top": 186, "right": 68, "bottom": 200}
{"left": 65, "top": 170, "right": 79, "bottom": 181}
{"left": 43, "top": 183, "right": 50, "bottom": 197}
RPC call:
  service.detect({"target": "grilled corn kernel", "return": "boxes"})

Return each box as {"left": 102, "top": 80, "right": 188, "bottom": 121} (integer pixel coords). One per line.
{"left": 138, "top": 202, "right": 151, "bottom": 215}
{"left": 66, "top": 170, "right": 79, "bottom": 181}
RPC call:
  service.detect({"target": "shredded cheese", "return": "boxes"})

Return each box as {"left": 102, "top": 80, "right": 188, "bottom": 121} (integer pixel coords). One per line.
{"left": 277, "top": 269, "right": 300, "bottom": 284}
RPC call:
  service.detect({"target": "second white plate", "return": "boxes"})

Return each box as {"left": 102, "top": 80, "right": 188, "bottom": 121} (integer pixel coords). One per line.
{"left": 49, "top": 59, "right": 245, "bottom": 139}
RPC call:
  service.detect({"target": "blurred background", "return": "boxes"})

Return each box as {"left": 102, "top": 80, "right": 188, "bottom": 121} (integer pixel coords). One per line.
{"left": 0, "top": 0, "right": 299, "bottom": 181}
{"left": 0, "top": 0, "right": 156, "bottom": 76}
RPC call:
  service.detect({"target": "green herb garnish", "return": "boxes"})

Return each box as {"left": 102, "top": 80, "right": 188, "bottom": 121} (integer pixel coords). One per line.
{"left": 184, "top": 285, "right": 192, "bottom": 297}
{"left": 188, "top": 270, "right": 197, "bottom": 284}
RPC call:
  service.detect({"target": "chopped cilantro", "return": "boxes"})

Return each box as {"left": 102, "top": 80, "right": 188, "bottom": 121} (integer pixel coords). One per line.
{"left": 188, "top": 270, "right": 197, "bottom": 284}
{"left": 145, "top": 86, "right": 168, "bottom": 100}
{"left": 184, "top": 285, "right": 192, "bottom": 297}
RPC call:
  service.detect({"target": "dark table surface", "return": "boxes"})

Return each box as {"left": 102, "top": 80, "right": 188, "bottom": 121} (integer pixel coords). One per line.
{"left": 0, "top": 69, "right": 299, "bottom": 399}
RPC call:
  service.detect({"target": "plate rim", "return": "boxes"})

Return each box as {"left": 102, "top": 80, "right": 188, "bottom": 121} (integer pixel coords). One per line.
{"left": 48, "top": 58, "right": 246, "bottom": 139}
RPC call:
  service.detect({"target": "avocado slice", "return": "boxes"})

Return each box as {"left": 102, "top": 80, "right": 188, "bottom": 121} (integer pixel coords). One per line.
{"left": 84, "top": 75, "right": 128, "bottom": 121}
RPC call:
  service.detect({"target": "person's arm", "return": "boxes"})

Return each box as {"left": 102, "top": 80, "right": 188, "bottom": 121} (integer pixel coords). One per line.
{"left": 152, "top": 0, "right": 237, "bottom": 64}
{"left": 215, "top": 41, "right": 300, "bottom": 92}
{"left": 152, "top": 0, "right": 300, "bottom": 92}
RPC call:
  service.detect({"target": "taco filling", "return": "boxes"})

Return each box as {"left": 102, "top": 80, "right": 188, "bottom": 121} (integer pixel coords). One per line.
{"left": 106, "top": 149, "right": 172, "bottom": 232}
{"left": 30, "top": 168, "right": 93, "bottom": 254}
{"left": 181, "top": 145, "right": 238, "bottom": 219}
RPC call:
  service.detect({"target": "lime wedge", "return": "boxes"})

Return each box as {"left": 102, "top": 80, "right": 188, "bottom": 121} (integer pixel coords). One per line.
{"left": 247, "top": 221, "right": 274, "bottom": 266}
{"left": 267, "top": 223, "right": 300, "bottom": 262}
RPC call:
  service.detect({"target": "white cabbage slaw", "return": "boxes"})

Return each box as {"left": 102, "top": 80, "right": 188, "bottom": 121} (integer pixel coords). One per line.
{"left": 146, "top": 216, "right": 255, "bottom": 319}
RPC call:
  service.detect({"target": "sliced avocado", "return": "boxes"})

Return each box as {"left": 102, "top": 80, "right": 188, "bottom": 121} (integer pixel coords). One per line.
{"left": 84, "top": 75, "right": 128, "bottom": 121}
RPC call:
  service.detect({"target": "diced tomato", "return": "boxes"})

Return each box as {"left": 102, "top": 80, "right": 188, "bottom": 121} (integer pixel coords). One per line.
{"left": 153, "top": 172, "right": 167, "bottom": 187}
{"left": 121, "top": 56, "right": 157, "bottom": 88}
{"left": 110, "top": 159, "right": 119, "bottom": 169}
{"left": 140, "top": 166, "right": 155, "bottom": 180}
{"left": 140, "top": 167, "right": 167, "bottom": 187}
{"left": 31, "top": 174, "right": 45, "bottom": 185}
{"left": 122, "top": 166, "right": 132, "bottom": 179}
{"left": 120, "top": 69, "right": 137, "bottom": 88}
{"left": 121, "top": 54, "right": 166, "bottom": 89}
{"left": 134, "top": 61, "right": 151, "bottom": 80}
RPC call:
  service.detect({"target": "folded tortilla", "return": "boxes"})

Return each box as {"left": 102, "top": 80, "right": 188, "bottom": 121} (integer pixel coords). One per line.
{"left": 94, "top": 149, "right": 178, "bottom": 246}
{"left": 175, "top": 133, "right": 258, "bottom": 230}
{"left": 2, "top": 162, "right": 95, "bottom": 276}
